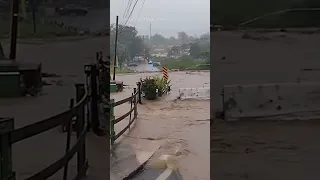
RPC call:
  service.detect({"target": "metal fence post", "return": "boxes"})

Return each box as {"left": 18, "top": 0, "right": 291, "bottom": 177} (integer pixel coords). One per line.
{"left": 90, "top": 65, "right": 101, "bottom": 134}
{"left": 0, "top": 118, "right": 15, "bottom": 180}
{"left": 133, "top": 88, "right": 138, "bottom": 117}
{"left": 84, "top": 64, "right": 92, "bottom": 132}
{"left": 110, "top": 99, "right": 115, "bottom": 146}
{"left": 75, "top": 84, "right": 86, "bottom": 175}
{"left": 129, "top": 92, "right": 133, "bottom": 130}
{"left": 63, "top": 99, "right": 74, "bottom": 180}
{"left": 136, "top": 82, "right": 142, "bottom": 104}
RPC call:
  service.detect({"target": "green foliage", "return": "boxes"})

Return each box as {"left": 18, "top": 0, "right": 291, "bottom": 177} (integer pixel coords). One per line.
{"left": 153, "top": 76, "right": 171, "bottom": 97}
{"left": 110, "top": 24, "right": 146, "bottom": 61}
{"left": 200, "top": 51, "right": 210, "bottom": 61}
{"left": 141, "top": 76, "right": 171, "bottom": 100}
{"left": 189, "top": 43, "right": 201, "bottom": 58}
{"left": 162, "top": 58, "right": 209, "bottom": 70}
{"left": 141, "top": 77, "right": 158, "bottom": 100}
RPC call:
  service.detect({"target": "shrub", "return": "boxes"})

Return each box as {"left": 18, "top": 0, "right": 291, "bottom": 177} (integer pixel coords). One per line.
{"left": 141, "top": 76, "right": 171, "bottom": 100}
{"left": 153, "top": 76, "right": 171, "bottom": 97}
{"left": 141, "top": 77, "right": 158, "bottom": 100}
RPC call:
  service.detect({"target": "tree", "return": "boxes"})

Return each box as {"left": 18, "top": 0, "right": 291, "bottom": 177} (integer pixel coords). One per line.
{"left": 189, "top": 43, "right": 201, "bottom": 58}
{"left": 199, "top": 51, "right": 210, "bottom": 61}
{"left": 180, "top": 44, "right": 189, "bottom": 51}
{"left": 177, "top": 31, "right": 189, "bottom": 44}
{"left": 151, "top": 33, "right": 167, "bottom": 46}
{"left": 117, "top": 44, "right": 129, "bottom": 68}
{"left": 168, "top": 46, "right": 180, "bottom": 56}
{"left": 110, "top": 25, "right": 146, "bottom": 62}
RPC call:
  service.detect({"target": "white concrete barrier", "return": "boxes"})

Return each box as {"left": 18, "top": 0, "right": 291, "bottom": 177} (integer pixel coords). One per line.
{"left": 179, "top": 87, "right": 210, "bottom": 100}
{"left": 222, "top": 82, "right": 320, "bottom": 121}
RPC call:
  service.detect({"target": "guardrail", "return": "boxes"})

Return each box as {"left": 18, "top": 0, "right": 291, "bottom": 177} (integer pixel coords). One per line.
{"left": 109, "top": 82, "right": 142, "bottom": 146}
{"left": 0, "top": 84, "right": 89, "bottom": 180}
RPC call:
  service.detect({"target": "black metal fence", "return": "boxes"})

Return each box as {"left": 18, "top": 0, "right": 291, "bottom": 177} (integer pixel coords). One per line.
{"left": 0, "top": 83, "right": 89, "bottom": 180}
{"left": 0, "top": 52, "right": 142, "bottom": 179}
{"left": 110, "top": 82, "right": 142, "bottom": 145}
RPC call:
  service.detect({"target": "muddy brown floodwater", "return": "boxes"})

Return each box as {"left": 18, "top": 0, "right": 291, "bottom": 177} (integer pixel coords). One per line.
{"left": 113, "top": 71, "right": 210, "bottom": 180}
{"left": 211, "top": 31, "right": 320, "bottom": 179}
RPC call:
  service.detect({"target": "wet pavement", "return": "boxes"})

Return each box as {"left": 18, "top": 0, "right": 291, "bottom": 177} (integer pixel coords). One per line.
{"left": 133, "top": 167, "right": 182, "bottom": 180}
{"left": 127, "top": 63, "right": 160, "bottom": 72}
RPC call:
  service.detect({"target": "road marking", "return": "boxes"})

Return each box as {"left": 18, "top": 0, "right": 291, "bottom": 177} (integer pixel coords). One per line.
{"left": 155, "top": 168, "right": 173, "bottom": 180}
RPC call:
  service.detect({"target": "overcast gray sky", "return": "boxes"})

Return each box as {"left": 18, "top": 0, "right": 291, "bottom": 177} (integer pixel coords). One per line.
{"left": 110, "top": 0, "right": 210, "bottom": 38}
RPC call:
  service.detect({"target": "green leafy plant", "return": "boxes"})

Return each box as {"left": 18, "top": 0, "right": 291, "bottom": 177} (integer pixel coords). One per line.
{"left": 153, "top": 76, "right": 171, "bottom": 97}
{"left": 141, "top": 77, "right": 158, "bottom": 100}
{"left": 141, "top": 76, "right": 171, "bottom": 100}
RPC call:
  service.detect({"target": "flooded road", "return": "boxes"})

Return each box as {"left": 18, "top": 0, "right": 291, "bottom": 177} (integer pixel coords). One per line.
{"left": 127, "top": 63, "right": 160, "bottom": 72}
{"left": 112, "top": 71, "right": 210, "bottom": 180}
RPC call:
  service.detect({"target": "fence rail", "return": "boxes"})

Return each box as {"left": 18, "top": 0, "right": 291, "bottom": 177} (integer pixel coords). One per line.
{"left": 0, "top": 84, "right": 89, "bottom": 180}
{"left": 0, "top": 52, "right": 143, "bottom": 179}
{"left": 110, "top": 83, "right": 142, "bottom": 145}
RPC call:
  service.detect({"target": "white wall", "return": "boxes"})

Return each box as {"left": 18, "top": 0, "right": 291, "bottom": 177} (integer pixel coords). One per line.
{"left": 223, "top": 82, "right": 320, "bottom": 120}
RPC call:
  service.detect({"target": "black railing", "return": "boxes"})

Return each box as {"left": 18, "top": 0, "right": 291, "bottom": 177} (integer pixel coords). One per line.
{"left": 0, "top": 84, "right": 89, "bottom": 180}
{"left": 110, "top": 82, "right": 142, "bottom": 145}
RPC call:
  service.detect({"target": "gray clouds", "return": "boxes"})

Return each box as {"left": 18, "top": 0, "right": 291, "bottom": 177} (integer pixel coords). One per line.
{"left": 111, "top": 0, "right": 210, "bottom": 37}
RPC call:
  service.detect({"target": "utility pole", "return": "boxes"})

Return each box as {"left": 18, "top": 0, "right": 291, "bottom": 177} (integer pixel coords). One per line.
{"left": 149, "top": 23, "right": 152, "bottom": 47}
{"left": 30, "top": 0, "right": 37, "bottom": 33}
{"left": 113, "top": 16, "right": 119, "bottom": 81}
{"left": 9, "top": 0, "right": 20, "bottom": 60}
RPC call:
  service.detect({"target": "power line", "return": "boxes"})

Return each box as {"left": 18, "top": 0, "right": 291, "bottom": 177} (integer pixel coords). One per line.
{"left": 119, "top": 0, "right": 139, "bottom": 36}
{"left": 123, "top": 0, "right": 133, "bottom": 21}
{"left": 120, "top": 0, "right": 131, "bottom": 25}
{"left": 123, "top": 0, "right": 139, "bottom": 27}
{"left": 134, "top": 0, "right": 146, "bottom": 27}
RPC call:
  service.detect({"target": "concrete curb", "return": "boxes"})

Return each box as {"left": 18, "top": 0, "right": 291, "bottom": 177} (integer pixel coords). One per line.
{"left": 122, "top": 160, "right": 148, "bottom": 180}
{"left": 110, "top": 143, "right": 144, "bottom": 180}
{"left": 110, "top": 141, "right": 160, "bottom": 180}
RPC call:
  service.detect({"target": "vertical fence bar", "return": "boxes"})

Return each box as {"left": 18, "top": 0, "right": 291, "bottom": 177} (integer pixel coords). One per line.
{"left": 110, "top": 99, "right": 115, "bottom": 146}
{"left": 0, "top": 118, "right": 15, "bottom": 180}
{"left": 63, "top": 99, "right": 74, "bottom": 180}
{"left": 129, "top": 93, "right": 133, "bottom": 130}
{"left": 75, "top": 84, "right": 86, "bottom": 175}
{"left": 84, "top": 64, "right": 91, "bottom": 131}
{"left": 133, "top": 88, "right": 138, "bottom": 117}
{"left": 136, "top": 82, "right": 142, "bottom": 104}
{"left": 90, "top": 64, "right": 100, "bottom": 133}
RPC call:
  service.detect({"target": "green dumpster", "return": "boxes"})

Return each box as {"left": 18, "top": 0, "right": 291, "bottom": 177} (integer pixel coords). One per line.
{"left": 110, "top": 82, "right": 117, "bottom": 93}
{"left": 0, "top": 71, "right": 21, "bottom": 97}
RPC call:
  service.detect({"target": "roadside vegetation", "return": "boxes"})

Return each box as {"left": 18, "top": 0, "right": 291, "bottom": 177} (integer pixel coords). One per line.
{"left": 158, "top": 57, "right": 209, "bottom": 70}
{"left": 0, "top": 19, "right": 77, "bottom": 39}
{"left": 212, "top": 0, "right": 320, "bottom": 28}
{"left": 141, "top": 76, "right": 171, "bottom": 100}
{"left": 110, "top": 67, "right": 133, "bottom": 75}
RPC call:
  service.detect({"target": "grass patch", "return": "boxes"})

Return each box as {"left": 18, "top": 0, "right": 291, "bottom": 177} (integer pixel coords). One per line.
{"left": 0, "top": 19, "right": 78, "bottom": 39}
{"left": 160, "top": 58, "right": 210, "bottom": 70}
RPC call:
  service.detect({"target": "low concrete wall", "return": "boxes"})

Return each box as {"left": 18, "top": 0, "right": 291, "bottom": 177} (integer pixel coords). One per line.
{"left": 223, "top": 82, "right": 320, "bottom": 120}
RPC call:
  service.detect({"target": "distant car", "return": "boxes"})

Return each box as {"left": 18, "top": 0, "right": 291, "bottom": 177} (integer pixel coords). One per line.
{"left": 128, "top": 63, "right": 138, "bottom": 67}
{"left": 56, "top": 5, "right": 88, "bottom": 16}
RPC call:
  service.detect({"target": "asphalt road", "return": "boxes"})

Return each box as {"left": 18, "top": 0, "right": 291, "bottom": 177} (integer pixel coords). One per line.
{"left": 133, "top": 167, "right": 182, "bottom": 180}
